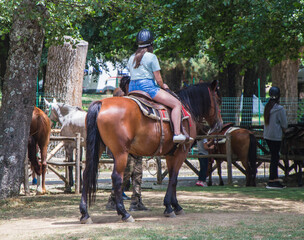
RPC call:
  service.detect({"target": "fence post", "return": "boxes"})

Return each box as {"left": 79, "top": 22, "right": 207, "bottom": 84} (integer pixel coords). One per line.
{"left": 226, "top": 133, "right": 233, "bottom": 185}
{"left": 75, "top": 133, "right": 81, "bottom": 194}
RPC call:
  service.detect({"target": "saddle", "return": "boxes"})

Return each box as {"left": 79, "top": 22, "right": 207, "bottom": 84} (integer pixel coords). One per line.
{"left": 211, "top": 122, "right": 238, "bottom": 144}
{"left": 125, "top": 90, "right": 191, "bottom": 155}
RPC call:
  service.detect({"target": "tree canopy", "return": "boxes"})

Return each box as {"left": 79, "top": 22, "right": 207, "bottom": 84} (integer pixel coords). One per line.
{"left": 1, "top": 0, "right": 303, "bottom": 74}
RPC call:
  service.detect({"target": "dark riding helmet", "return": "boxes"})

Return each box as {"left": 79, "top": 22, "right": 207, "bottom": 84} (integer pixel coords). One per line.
{"left": 136, "top": 29, "right": 153, "bottom": 47}
{"left": 269, "top": 86, "right": 280, "bottom": 99}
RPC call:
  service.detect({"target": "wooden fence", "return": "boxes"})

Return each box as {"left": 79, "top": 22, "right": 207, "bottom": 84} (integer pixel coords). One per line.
{"left": 25, "top": 130, "right": 303, "bottom": 194}
{"left": 24, "top": 131, "right": 83, "bottom": 195}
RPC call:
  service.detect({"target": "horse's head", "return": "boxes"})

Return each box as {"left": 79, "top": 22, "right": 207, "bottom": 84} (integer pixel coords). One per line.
{"left": 206, "top": 80, "right": 223, "bottom": 134}
{"left": 44, "top": 98, "right": 60, "bottom": 127}
{"left": 176, "top": 80, "right": 223, "bottom": 134}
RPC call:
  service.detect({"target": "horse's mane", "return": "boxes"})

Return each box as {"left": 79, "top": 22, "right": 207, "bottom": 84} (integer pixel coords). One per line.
{"left": 176, "top": 82, "right": 211, "bottom": 122}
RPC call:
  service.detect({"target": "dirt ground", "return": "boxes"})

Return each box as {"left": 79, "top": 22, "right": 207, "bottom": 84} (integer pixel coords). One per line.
{"left": 1, "top": 187, "right": 304, "bottom": 240}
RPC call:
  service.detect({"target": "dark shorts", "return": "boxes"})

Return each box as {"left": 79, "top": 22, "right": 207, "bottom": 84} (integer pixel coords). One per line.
{"left": 128, "top": 79, "right": 160, "bottom": 99}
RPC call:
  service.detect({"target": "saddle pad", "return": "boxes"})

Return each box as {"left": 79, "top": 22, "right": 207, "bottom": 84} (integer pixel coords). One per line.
{"left": 126, "top": 95, "right": 189, "bottom": 122}
{"left": 217, "top": 127, "right": 240, "bottom": 144}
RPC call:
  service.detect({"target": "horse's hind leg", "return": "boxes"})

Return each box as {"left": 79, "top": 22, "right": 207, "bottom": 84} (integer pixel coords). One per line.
{"left": 112, "top": 153, "right": 134, "bottom": 222}
{"left": 39, "top": 145, "right": 48, "bottom": 194}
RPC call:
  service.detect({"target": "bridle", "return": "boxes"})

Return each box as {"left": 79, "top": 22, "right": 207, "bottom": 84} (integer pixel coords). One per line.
{"left": 207, "top": 87, "right": 222, "bottom": 129}
{"left": 47, "top": 104, "right": 57, "bottom": 128}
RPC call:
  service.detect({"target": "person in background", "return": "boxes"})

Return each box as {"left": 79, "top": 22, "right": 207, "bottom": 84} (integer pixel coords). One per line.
{"left": 264, "top": 86, "right": 288, "bottom": 189}
{"left": 127, "top": 29, "right": 190, "bottom": 143}
{"left": 196, "top": 138, "right": 214, "bottom": 187}
{"left": 182, "top": 79, "right": 189, "bottom": 88}
{"left": 106, "top": 154, "right": 148, "bottom": 211}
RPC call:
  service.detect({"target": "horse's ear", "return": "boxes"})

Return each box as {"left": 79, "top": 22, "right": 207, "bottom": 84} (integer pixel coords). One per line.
{"left": 210, "top": 80, "right": 219, "bottom": 92}
{"left": 53, "top": 98, "right": 57, "bottom": 103}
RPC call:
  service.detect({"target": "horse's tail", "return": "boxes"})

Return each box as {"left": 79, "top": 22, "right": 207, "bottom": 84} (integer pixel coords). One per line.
{"left": 83, "top": 101, "right": 104, "bottom": 206}
{"left": 248, "top": 133, "right": 257, "bottom": 185}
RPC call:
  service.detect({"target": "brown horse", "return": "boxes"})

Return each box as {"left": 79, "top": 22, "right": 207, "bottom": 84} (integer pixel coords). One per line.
{"left": 79, "top": 80, "right": 223, "bottom": 223}
{"left": 28, "top": 107, "right": 51, "bottom": 194}
{"left": 207, "top": 125, "right": 257, "bottom": 186}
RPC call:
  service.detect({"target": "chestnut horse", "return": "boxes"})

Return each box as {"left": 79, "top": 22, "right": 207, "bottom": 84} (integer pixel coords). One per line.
{"left": 28, "top": 107, "right": 51, "bottom": 194}
{"left": 208, "top": 126, "right": 257, "bottom": 186}
{"left": 79, "top": 80, "right": 223, "bottom": 223}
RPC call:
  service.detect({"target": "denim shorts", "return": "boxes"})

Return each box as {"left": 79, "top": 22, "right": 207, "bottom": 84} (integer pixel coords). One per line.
{"left": 128, "top": 79, "right": 160, "bottom": 99}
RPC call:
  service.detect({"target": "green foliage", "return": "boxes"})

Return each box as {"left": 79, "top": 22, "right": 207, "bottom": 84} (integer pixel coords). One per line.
{"left": 2, "top": 0, "right": 304, "bottom": 76}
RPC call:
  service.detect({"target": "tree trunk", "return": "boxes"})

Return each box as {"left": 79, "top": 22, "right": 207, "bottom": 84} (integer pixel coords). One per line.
{"left": 0, "top": 0, "right": 45, "bottom": 199}
{"left": 219, "top": 63, "right": 242, "bottom": 125}
{"left": 44, "top": 37, "right": 88, "bottom": 107}
{"left": 241, "top": 67, "right": 257, "bottom": 127}
{"left": 257, "top": 59, "right": 270, "bottom": 98}
{"left": 272, "top": 58, "right": 299, "bottom": 124}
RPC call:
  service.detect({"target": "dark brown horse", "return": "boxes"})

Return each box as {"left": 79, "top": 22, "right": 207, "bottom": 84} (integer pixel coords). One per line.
{"left": 79, "top": 80, "right": 223, "bottom": 223}
{"left": 208, "top": 126, "right": 257, "bottom": 186}
{"left": 28, "top": 107, "right": 51, "bottom": 194}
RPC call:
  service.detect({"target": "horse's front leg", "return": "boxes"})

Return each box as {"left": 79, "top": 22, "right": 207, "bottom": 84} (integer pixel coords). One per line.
{"left": 66, "top": 146, "right": 74, "bottom": 190}
{"left": 164, "top": 155, "right": 185, "bottom": 217}
{"left": 112, "top": 155, "right": 134, "bottom": 222}
{"left": 217, "top": 160, "right": 224, "bottom": 186}
{"left": 163, "top": 171, "right": 176, "bottom": 217}
{"left": 171, "top": 175, "right": 184, "bottom": 216}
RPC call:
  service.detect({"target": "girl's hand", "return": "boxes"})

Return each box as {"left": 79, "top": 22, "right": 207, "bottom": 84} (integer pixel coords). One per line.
{"left": 162, "top": 83, "right": 169, "bottom": 89}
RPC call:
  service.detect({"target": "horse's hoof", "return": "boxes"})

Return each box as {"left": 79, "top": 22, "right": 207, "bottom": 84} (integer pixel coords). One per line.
{"left": 174, "top": 209, "right": 185, "bottom": 216}
{"left": 36, "top": 190, "right": 46, "bottom": 195}
{"left": 164, "top": 211, "right": 176, "bottom": 218}
{"left": 80, "top": 217, "right": 93, "bottom": 224}
{"left": 123, "top": 215, "right": 135, "bottom": 223}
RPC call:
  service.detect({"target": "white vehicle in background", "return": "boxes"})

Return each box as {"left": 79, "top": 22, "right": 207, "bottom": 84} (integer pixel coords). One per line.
{"left": 83, "top": 61, "right": 129, "bottom": 94}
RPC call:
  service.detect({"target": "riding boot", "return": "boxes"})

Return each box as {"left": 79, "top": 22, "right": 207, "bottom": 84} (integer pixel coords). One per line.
{"left": 106, "top": 194, "right": 116, "bottom": 210}
{"left": 129, "top": 196, "right": 148, "bottom": 211}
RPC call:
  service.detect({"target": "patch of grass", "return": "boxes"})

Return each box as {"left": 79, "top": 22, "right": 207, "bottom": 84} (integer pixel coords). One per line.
{"left": 1, "top": 188, "right": 304, "bottom": 240}
{"left": 176, "top": 186, "right": 304, "bottom": 202}
{"left": 82, "top": 93, "right": 112, "bottom": 111}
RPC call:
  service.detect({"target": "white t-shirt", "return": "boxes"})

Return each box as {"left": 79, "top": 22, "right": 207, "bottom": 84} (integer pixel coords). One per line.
{"left": 127, "top": 52, "right": 161, "bottom": 80}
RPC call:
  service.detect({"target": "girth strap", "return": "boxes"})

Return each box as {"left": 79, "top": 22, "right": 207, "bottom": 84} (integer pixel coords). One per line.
{"left": 152, "top": 109, "right": 165, "bottom": 156}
